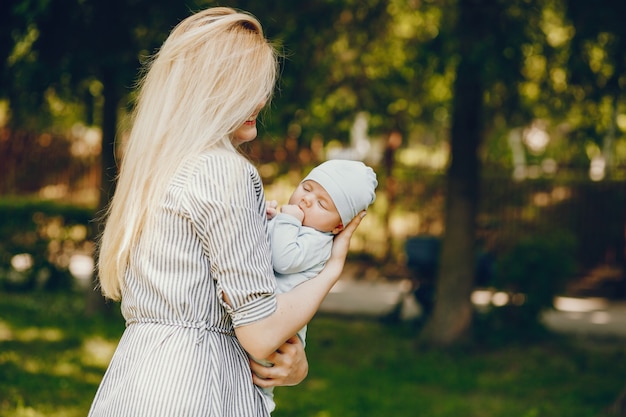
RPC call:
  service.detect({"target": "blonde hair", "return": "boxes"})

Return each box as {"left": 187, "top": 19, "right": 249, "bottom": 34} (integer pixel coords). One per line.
{"left": 98, "top": 7, "right": 278, "bottom": 300}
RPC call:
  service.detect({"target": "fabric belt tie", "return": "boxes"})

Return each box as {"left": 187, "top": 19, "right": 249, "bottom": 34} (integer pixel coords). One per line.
{"left": 126, "top": 317, "right": 235, "bottom": 344}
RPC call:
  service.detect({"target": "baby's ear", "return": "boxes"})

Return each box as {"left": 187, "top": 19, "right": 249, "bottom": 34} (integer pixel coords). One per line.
{"left": 331, "top": 224, "right": 344, "bottom": 235}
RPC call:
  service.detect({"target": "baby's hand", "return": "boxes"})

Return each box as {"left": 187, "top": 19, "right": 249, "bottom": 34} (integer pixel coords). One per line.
{"left": 280, "top": 204, "right": 304, "bottom": 222}
{"left": 266, "top": 200, "right": 278, "bottom": 220}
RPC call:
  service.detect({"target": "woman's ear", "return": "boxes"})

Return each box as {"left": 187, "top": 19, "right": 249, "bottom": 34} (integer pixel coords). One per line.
{"left": 331, "top": 223, "right": 344, "bottom": 235}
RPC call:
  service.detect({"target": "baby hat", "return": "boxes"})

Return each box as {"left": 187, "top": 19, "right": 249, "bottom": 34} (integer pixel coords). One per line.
{"left": 303, "top": 159, "right": 378, "bottom": 226}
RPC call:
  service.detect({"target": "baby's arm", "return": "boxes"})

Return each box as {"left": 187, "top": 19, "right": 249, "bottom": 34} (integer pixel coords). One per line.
{"left": 270, "top": 209, "right": 328, "bottom": 274}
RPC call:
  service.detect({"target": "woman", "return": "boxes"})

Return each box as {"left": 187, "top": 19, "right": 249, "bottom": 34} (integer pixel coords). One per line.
{"left": 88, "top": 7, "right": 364, "bottom": 417}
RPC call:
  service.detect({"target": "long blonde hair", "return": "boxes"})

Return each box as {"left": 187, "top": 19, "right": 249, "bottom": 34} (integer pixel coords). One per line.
{"left": 98, "top": 7, "right": 278, "bottom": 300}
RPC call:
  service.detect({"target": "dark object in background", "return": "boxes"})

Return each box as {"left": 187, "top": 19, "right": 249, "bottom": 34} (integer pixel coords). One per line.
{"left": 404, "top": 235, "right": 495, "bottom": 319}
{"left": 404, "top": 236, "right": 440, "bottom": 318}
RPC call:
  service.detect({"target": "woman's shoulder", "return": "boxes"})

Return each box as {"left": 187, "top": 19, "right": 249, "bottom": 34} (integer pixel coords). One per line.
{"left": 196, "top": 148, "right": 247, "bottom": 166}
{"left": 189, "top": 149, "right": 258, "bottom": 181}
{"left": 181, "top": 149, "right": 262, "bottom": 197}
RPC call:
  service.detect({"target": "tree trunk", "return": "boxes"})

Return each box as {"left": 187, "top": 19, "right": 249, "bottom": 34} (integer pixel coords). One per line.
{"left": 86, "top": 70, "right": 120, "bottom": 315}
{"left": 419, "top": 0, "right": 486, "bottom": 346}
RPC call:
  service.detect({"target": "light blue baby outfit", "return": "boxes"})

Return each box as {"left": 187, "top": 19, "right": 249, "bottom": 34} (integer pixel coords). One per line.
{"left": 257, "top": 213, "right": 333, "bottom": 412}
{"left": 257, "top": 159, "right": 378, "bottom": 413}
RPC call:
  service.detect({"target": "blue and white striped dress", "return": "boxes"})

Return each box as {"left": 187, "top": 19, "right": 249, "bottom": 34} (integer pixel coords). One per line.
{"left": 88, "top": 150, "right": 277, "bottom": 417}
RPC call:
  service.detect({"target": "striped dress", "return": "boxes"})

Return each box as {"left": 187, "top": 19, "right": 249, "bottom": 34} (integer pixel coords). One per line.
{"left": 88, "top": 150, "right": 277, "bottom": 417}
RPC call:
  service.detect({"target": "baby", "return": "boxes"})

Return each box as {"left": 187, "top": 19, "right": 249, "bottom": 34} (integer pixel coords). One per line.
{"left": 259, "top": 159, "right": 378, "bottom": 412}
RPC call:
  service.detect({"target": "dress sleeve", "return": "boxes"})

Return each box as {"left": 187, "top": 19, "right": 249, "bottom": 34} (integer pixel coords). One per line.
{"left": 184, "top": 153, "right": 277, "bottom": 327}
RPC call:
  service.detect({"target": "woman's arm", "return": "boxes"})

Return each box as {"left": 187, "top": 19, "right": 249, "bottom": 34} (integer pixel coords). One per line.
{"left": 234, "top": 212, "right": 365, "bottom": 359}
{"left": 249, "top": 335, "right": 308, "bottom": 387}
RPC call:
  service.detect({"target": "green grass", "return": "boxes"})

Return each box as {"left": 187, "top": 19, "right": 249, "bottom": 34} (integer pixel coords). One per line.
{"left": 272, "top": 317, "right": 625, "bottom": 417}
{"left": 1, "top": 291, "right": 624, "bottom": 417}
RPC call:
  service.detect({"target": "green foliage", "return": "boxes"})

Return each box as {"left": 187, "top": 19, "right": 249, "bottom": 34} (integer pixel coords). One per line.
{"left": 493, "top": 230, "right": 577, "bottom": 303}
{"left": 477, "top": 230, "right": 578, "bottom": 343}
{"left": 3, "top": 0, "right": 626, "bottom": 169}
{"left": 0, "top": 197, "right": 95, "bottom": 291}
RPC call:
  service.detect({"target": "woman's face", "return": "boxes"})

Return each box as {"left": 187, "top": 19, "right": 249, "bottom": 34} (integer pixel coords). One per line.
{"left": 232, "top": 103, "right": 265, "bottom": 146}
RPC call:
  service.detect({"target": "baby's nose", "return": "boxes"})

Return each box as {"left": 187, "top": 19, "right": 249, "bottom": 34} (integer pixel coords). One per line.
{"left": 301, "top": 194, "right": 313, "bottom": 205}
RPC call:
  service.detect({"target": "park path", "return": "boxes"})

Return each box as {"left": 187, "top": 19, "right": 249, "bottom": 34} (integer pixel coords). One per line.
{"left": 319, "top": 268, "right": 626, "bottom": 342}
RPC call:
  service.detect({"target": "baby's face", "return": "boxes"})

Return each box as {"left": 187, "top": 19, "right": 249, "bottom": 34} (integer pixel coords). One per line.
{"left": 289, "top": 180, "right": 342, "bottom": 234}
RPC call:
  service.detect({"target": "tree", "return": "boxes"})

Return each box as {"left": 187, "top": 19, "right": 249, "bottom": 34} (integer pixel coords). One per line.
{"left": 2, "top": 0, "right": 202, "bottom": 311}
{"left": 416, "top": 0, "right": 485, "bottom": 345}
{"left": 419, "top": 0, "right": 543, "bottom": 346}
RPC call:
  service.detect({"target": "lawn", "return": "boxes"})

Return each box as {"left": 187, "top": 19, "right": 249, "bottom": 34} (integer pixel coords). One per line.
{"left": 1, "top": 290, "right": 624, "bottom": 417}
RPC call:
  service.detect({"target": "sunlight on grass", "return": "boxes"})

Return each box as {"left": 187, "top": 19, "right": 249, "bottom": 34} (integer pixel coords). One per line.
{"left": 0, "top": 350, "right": 20, "bottom": 366}
{"left": 11, "top": 404, "right": 88, "bottom": 417}
{"left": 10, "top": 404, "right": 47, "bottom": 417}
{"left": 0, "top": 322, "right": 112, "bottom": 386}
{"left": 17, "top": 327, "right": 64, "bottom": 342}
{"left": 0, "top": 319, "right": 64, "bottom": 342}
{"left": 81, "top": 336, "right": 117, "bottom": 368}
{"left": 0, "top": 320, "right": 64, "bottom": 343}
{"left": 51, "top": 361, "right": 81, "bottom": 378}
{"left": 0, "top": 320, "right": 12, "bottom": 340}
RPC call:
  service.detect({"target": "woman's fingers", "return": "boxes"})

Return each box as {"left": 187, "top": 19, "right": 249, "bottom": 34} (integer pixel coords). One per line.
{"left": 342, "top": 211, "right": 366, "bottom": 236}
{"left": 250, "top": 336, "right": 308, "bottom": 388}
{"left": 331, "top": 211, "right": 366, "bottom": 259}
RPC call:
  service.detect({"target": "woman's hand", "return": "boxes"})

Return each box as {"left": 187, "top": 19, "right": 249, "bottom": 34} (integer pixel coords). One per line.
{"left": 280, "top": 204, "right": 305, "bottom": 222}
{"left": 266, "top": 200, "right": 278, "bottom": 220}
{"left": 325, "top": 211, "right": 366, "bottom": 274}
{"left": 250, "top": 336, "right": 308, "bottom": 388}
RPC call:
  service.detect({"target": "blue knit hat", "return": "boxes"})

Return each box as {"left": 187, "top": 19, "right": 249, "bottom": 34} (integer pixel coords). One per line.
{"left": 303, "top": 159, "right": 378, "bottom": 226}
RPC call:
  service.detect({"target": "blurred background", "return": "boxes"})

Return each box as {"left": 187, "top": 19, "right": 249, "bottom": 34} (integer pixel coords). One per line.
{"left": 1, "top": 0, "right": 626, "bottom": 416}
